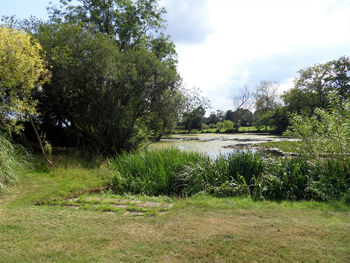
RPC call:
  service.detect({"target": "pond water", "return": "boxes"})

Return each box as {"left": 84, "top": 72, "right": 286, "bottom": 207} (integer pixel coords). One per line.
{"left": 148, "top": 133, "right": 294, "bottom": 159}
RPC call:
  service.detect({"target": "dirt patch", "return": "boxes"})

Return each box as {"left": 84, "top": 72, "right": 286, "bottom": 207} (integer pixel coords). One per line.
{"left": 110, "top": 204, "right": 128, "bottom": 208}
{"left": 123, "top": 211, "right": 145, "bottom": 216}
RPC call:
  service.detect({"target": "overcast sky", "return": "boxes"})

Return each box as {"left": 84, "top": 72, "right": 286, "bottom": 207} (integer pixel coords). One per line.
{"left": 1, "top": 0, "right": 350, "bottom": 112}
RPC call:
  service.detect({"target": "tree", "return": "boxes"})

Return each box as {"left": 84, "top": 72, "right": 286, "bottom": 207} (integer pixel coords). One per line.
{"left": 147, "top": 89, "right": 184, "bottom": 141}
{"left": 48, "top": 0, "right": 166, "bottom": 50}
{"left": 254, "top": 81, "right": 279, "bottom": 131}
{"left": 183, "top": 106, "right": 206, "bottom": 132}
{"left": 0, "top": 26, "right": 50, "bottom": 132}
{"left": 206, "top": 112, "right": 220, "bottom": 125}
{"left": 180, "top": 87, "right": 210, "bottom": 133}
{"left": 9, "top": 0, "right": 182, "bottom": 154}
{"left": 284, "top": 56, "right": 350, "bottom": 113}
{"left": 34, "top": 21, "right": 180, "bottom": 154}
{"left": 0, "top": 25, "right": 53, "bottom": 166}
{"left": 216, "top": 120, "right": 234, "bottom": 132}
{"left": 231, "top": 86, "right": 253, "bottom": 132}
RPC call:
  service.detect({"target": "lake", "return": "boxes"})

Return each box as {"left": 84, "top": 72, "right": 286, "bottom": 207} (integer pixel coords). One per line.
{"left": 149, "top": 133, "right": 294, "bottom": 158}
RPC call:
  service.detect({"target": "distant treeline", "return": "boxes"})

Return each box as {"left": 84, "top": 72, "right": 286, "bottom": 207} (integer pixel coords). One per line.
{"left": 178, "top": 56, "right": 350, "bottom": 134}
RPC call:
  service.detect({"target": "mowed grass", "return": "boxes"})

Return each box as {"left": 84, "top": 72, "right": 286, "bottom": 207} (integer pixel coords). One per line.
{"left": 0, "top": 156, "right": 349, "bottom": 262}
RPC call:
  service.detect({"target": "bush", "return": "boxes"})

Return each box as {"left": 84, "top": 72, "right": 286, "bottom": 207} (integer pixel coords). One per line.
{"left": 216, "top": 120, "right": 234, "bottom": 132}
{"left": 289, "top": 93, "right": 350, "bottom": 162}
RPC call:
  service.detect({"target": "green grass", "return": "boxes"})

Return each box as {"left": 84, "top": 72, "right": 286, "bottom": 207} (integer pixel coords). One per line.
{"left": 0, "top": 154, "right": 349, "bottom": 262}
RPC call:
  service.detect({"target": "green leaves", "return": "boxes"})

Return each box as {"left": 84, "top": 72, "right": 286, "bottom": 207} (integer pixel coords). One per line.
{"left": 48, "top": 0, "right": 166, "bottom": 49}
{"left": 289, "top": 93, "right": 350, "bottom": 163}
{"left": 0, "top": 26, "right": 50, "bottom": 132}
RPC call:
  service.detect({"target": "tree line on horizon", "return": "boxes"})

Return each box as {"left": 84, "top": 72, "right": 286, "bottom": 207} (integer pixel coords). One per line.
{"left": 180, "top": 56, "right": 350, "bottom": 134}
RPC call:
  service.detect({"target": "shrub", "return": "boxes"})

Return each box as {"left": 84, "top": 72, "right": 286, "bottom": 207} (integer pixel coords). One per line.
{"left": 216, "top": 120, "right": 234, "bottom": 132}
{"left": 289, "top": 93, "right": 350, "bottom": 162}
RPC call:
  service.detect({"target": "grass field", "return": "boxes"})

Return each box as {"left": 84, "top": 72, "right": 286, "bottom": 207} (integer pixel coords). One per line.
{"left": 0, "top": 156, "right": 349, "bottom": 262}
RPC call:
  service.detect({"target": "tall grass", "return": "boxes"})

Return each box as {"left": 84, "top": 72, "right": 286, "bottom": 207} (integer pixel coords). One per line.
{"left": 109, "top": 149, "right": 350, "bottom": 201}
{"left": 109, "top": 149, "right": 208, "bottom": 196}
{"left": 0, "top": 136, "right": 29, "bottom": 194}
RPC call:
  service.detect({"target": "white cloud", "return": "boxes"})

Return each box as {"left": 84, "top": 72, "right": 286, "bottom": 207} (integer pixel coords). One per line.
{"left": 162, "top": 0, "right": 350, "bottom": 111}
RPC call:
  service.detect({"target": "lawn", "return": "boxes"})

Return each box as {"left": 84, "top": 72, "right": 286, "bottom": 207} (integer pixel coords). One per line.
{"left": 0, "top": 156, "right": 349, "bottom": 262}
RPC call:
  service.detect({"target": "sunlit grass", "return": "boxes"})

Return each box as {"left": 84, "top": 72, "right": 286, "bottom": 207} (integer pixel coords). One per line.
{"left": 0, "top": 155, "right": 349, "bottom": 262}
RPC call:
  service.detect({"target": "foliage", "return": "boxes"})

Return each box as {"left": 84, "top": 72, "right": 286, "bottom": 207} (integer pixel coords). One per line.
{"left": 0, "top": 136, "right": 29, "bottom": 194}
{"left": 1, "top": 0, "right": 181, "bottom": 154}
{"left": 268, "top": 106, "right": 289, "bottom": 133}
{"left": 146, "top": 89, "right": 184, "bottom": 141}
{"left": 284, "top": 56, "right": 350, "bottom": 112}
{"left": 48, "top": 0, "right": 166, "bottom": 50}
{"left": 226, "top": 108, "right": 253, "bottom": 127}
{"left": 289, "top": 93, "right": 350, "bottom": 162}
{"left": 0, "top": 26, "right": 50, "bottom": 132}
{"left": 180, "top": 87, "right": 211, "bottom": 132}
{"left": 33, "top": 21, "right": 180, "bottom": 154}
{"left": 216, "top": 120, "right": 234, "bottom": 132}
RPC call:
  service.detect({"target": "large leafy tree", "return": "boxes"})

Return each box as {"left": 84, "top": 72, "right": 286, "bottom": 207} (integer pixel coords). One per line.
{"left": 284, "top": 56, "right": 350, "bottom": 112}
{"left": 0, "top": 26, "right": 50, "bottom": 132}
{"left": 13, "top": 0, "right": 183, "bottom": 154}
{"left": 48, "top": 0, "right": 166, "bottom": 50}
{"left": 35, "top": 21, "right": 179, "bottom": 154}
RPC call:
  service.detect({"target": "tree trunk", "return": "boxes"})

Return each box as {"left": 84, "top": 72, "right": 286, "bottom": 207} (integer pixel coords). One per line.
{"left": 30, "top": 118, "right": 54, "bottom": 168}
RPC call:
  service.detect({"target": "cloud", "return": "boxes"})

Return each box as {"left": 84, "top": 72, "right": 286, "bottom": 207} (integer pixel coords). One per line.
{"left": 161, "top": 0, "right": 214, "bottom": 44}
{"left": 168, "top": 0, "right": 350, "bottom": 112}
{"left": 193, "top": 44, "right": 350, "bottom": 112}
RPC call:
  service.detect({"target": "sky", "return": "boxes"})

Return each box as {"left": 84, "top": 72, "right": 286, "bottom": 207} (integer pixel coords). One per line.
{"left": 1, "top": 0, "right": 350, "bottom": 112}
